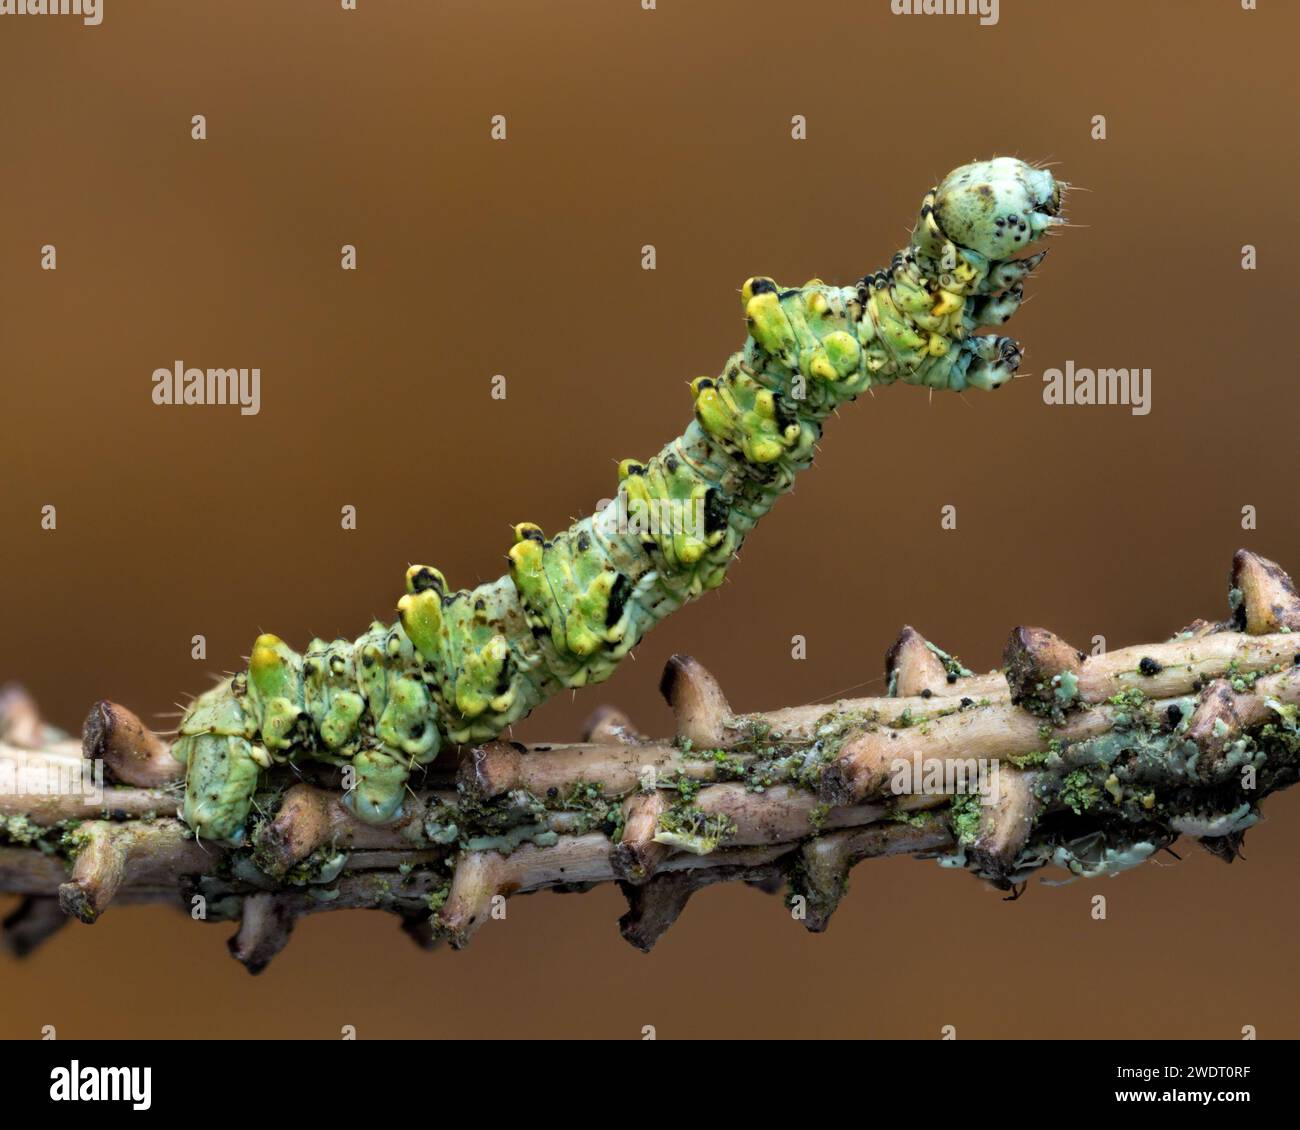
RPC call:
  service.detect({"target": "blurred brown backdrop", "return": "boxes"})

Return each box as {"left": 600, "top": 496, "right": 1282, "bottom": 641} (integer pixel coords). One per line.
{"left": 2, "top": 0, "right": 1298, "bottom": 1039}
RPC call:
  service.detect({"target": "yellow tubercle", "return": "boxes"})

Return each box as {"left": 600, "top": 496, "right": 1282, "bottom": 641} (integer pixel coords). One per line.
{"left": 405, "top": 564, "right": 447, "bottom": 595}
{"left": 397, "top": 591, "right": 443, "bottom": 662}
{"left": 931, "top": 289, "right": 964, "bottom": 318}
{"left": 744, "top": 292, "right": 797, "bottom": 358}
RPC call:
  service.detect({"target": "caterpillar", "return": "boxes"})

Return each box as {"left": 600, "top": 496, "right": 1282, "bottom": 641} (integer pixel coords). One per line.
{"left": 174, "top": 156, "right": 1064, "bottom": 844}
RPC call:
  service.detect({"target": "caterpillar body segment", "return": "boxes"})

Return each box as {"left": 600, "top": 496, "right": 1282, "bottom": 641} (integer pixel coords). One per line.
{"left": 176, "top": 621, "right": 445, "bottom": 838}
{"left": 175, "top": 157, "right": 1064, "bottom": 843}
{"left": 173, "top": 682, "right": 262, "bottom": 846}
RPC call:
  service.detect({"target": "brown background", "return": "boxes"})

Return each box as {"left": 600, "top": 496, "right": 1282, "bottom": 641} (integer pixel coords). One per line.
{"left": 2, "top": 0, "right": 1298, "bottom": 1039}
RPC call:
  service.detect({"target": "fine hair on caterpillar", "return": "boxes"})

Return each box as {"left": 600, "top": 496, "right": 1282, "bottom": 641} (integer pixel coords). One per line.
{"left": 173, "top": 156, "right": 1066, "bottom": 844}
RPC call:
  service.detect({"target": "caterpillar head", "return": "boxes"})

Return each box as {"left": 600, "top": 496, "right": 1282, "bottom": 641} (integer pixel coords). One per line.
{"left": 922, "top": 157, "right": 1062, "bottom": 262}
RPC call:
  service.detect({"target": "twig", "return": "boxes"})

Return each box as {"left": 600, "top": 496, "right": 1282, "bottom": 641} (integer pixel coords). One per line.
{"left": 2, "top": 550, "right": 1300, "bottom": 971}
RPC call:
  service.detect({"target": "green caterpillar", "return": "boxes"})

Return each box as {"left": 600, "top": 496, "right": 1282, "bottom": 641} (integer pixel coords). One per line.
{"left": 174, "top": 157, "right": 1063, "bottom": 843}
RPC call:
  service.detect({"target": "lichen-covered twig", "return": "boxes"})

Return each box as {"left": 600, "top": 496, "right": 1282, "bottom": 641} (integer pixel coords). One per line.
{"left": 3, "top": 549, "right": 1300, "bottom": 972}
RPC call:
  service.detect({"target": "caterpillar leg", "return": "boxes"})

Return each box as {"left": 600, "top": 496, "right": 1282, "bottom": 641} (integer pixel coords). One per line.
{"left": 344, "top": 747, "right": 410, "bottom": 823}
{"left": 968, "top": 284, "right": 1023, "bottom": 329}
{"left": 174, "top": 680, "right": 265, "bottom": 844}
{"left": 952, "top": 334, "right": 1023, "bottom": 392}
{"left": 977, "top": 249, "right": 1049, "bottom": 295}
{"left": 180, "top": 733, "right": 263, "bottom": 845}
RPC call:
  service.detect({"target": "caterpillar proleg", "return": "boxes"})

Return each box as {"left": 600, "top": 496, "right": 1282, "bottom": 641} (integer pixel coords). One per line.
{"left": 174, "top": 157, "right": 1065, "bottom": 843}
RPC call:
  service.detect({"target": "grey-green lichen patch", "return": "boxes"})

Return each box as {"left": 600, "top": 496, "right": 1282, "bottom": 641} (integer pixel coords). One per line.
{"left": 932, "top": 847, "right": 969, "bottom": 870}
{"left": 465, "top": 824, "right": 559, "bottom": 855}
{"left": 1053, "top": 670, "right": 1080, "bottom": 708}
{"left": 1050, "top": 835, "right": 1156, "bottom": 880}
{"left": 423, "top": 807, "right": 461, "bottom": 844}
{"left": 741, "top": 746, "right": 824, "bottom": 793}
{"left": 1169, "top": 804, "right": 1258, "bottom": 838}
{"left": 813, "top": 709, "right": 881, "bottom": 741}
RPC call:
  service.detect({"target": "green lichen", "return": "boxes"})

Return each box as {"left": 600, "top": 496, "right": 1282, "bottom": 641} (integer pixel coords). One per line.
{"left": 1, "top": 815, "right": 85, "bottom": 857}
{"left": 1007, "top": 747, "right": 1052, "bottom": 770}
{"left": 425, "top": 881, "right": 451, "bottom": 914}
{"left": 1107, "top": 688, "right": 1146, "bottom": 709}
{"left": 1, "top": 814, "right": 46, "bottom": 847}
{"left": 1060, "top": 768, "right": 1103, "bottom": 814}
{"left": 948, "top": 793, "right": 983, "bottom": 845}
{"left": 924, "top": 640, "right": 974, "bottom": 682}
{"left": 549, "top": 779, "right": 623, "bottom": 838}
{"left": 661, "top": 772, "right": 702, "bottom": 803}
{"left": 653, "top": 807, "right": 736, "bottom": 855}
{"left": 689, "top": 747, "right": 747, "bottom": 781}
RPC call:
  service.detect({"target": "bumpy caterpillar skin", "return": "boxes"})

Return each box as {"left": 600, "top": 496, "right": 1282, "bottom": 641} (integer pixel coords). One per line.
{"left": 175, "top": 157, "right": 1064, "bottom": 843}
